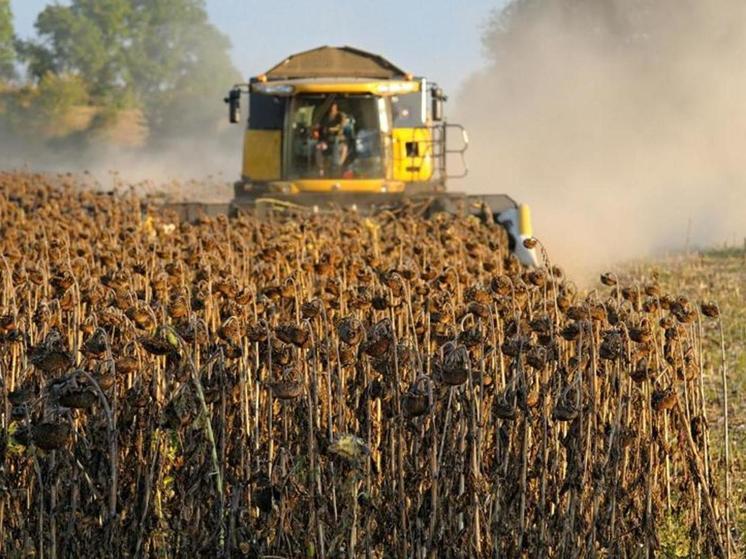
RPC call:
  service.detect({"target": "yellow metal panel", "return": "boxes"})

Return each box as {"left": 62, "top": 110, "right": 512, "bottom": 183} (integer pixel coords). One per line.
{"left": 243, "top": 130, "right": 282, "bottom": 181}
{"left": 292, "top": 179, "right": 405, "bottom": 193}
{"left": 518, "top": 204, "right": 533, "bottom": 237}
{"left": 392, "top": 128, "right": 434, "bottom": 182}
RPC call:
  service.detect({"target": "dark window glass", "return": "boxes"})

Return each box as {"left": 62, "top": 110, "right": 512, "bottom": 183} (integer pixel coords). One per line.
{"left": 392, "top": 91, "right": 425, "bottom": 127}
{"left": 287, "top": 94, "right": 387, "bottom": 179}
{"left": 249, "top": 94, "right": 286, "bottom": 129}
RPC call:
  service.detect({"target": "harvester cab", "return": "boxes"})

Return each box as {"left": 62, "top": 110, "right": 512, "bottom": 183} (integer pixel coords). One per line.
{"left": 223, "top": 45, "right": 538, "bottom": 266}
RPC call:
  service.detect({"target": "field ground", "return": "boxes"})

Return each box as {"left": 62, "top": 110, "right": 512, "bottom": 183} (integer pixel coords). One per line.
{"left": 623, "top": 247, "right": 746, "bottom": 555}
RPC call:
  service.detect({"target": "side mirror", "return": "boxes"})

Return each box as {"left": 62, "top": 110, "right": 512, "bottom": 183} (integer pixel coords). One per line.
{"left": 431, "top": 87, "right": 446, "bottom": 122}
{"left": 224, "top": 88, "right": 241, "bottom": 124}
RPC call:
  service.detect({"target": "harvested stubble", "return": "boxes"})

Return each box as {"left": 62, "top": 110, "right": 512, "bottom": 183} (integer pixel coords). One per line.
{"left": 0, "top": 172, "right": 733, "bottom": 558}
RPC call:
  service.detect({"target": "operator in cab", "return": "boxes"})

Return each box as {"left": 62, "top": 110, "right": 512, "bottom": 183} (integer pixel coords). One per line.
{"left": 314, "top": 101, "right": 350, "bottom": 176}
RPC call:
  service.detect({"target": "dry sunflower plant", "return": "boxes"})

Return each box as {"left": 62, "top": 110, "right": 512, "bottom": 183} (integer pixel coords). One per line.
{"left": 0, "top": 172, "right": 734, "bottom": 558}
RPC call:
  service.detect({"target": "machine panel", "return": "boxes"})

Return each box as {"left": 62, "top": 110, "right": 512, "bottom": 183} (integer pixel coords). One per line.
{"left": 392, "top": 127, "right": 434, "bottom": 182}
{"left": 243, "top": 129, "right": 282, "bottom": 180}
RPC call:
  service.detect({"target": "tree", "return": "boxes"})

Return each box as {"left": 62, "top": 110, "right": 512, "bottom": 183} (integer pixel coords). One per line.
{"left": 0, "top": 0, "right": 15, "bottom": 81}
{"left": 21, "top": 1, "right": 132, "bottom": 100}
{"left": 124, "top": 0, "right": 240, "bottom": 138}
{"left": 19, "top": 0, "right": 239, "bottom": 136}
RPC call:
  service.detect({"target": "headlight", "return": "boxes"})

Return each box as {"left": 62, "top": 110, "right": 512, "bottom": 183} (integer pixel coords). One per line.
{"left": 376, "top": 81, "right": 418, "bottom": 94}
{"left": 253, "top": 83, "right": 294, "bottom": 95}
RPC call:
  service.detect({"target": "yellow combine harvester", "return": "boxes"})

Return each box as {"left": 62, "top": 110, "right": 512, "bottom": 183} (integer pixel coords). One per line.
{"left": 188, "top": 46, "right": 536, "bottom": 265}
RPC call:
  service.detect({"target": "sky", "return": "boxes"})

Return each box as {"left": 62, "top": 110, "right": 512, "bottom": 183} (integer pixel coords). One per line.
{"left": 9, "top": 0, "right": 508, "bottom": 94}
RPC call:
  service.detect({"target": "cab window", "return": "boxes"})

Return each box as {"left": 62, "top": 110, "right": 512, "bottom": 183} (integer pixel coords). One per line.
{"left": 287, "top": 94, "right": 385, "bottom": 179}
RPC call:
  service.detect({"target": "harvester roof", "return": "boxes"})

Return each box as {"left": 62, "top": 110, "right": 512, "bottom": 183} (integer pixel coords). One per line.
{"left": 262, "top": 46, "right": 409, "bottom": 81}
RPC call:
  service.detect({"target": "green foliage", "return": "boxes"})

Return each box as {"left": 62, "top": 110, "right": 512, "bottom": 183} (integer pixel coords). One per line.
{"left": 36, "top": 72, "right": 90, "bottom": 117}
{"left": 19, "top": 0, "right": 132, "bottom": 101}
{"left": 658, "top": 514, "right": 693, "bottom": 558}
{"left": 126, "top": 1, "right": 236, "bottom": 96}
{"left": 125, "top": 0, "right": 240, "bottom": 139}
{"left": 17, "top": 0, "right": 239, "bottom": 140}
{"left": 0, "top": 0, "right": 15, "bottom": 81}
{"left": 0, "top": 73, "right": 89, "bottom": 147}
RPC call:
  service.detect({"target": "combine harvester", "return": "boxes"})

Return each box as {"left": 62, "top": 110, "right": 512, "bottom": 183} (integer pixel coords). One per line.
{"left": 172, "top": 46, "right": 537, "bottom": 266}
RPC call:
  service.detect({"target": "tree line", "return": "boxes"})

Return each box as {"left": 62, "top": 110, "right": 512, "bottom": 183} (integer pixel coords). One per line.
{"left": 0, "top": 0, "right": 240, "bottom": 153}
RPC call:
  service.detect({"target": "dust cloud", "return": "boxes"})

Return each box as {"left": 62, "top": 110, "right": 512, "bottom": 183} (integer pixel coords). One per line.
{"left": 456, "top": 0, "right": 746, "bottom": 277}
{"left": 0, "top": 124, "right": 240, "bottom": 202}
